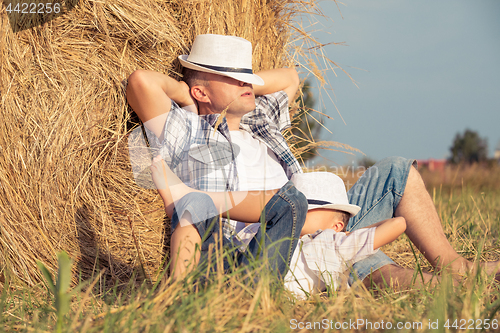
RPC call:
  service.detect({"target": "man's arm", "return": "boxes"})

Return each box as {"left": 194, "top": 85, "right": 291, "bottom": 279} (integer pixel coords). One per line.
{"left": 126, "top": 69, "right": 194, "bottom": 137}
{"left": 253, "top": 68, "right": 300, "bottom": 102}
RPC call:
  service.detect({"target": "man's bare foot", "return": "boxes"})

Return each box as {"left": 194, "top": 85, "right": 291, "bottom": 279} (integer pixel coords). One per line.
{"left": 363, "top": 264, "right": 440, "bottom": 290}
{"left": 478, "top": 260, "right": 500, "bottom": 281}
{"left": 447, "top": 259, "right": 500, "bottom": 282}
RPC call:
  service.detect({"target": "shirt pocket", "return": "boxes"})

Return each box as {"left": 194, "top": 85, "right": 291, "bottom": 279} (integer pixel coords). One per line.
{"left": 188, "top": 141, "right": 238, "bottom": 169}
{"left": 187, "top": 142, "right": 238, "bottom": 188}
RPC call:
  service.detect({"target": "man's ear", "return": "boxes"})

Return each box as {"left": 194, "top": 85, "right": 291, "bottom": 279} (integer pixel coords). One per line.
{"left": 191, "top": 85, "right": 210, "bottom": 104}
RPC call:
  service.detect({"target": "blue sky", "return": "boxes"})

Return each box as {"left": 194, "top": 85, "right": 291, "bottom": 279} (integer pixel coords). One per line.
{"left": 302, "top": 0, "right": 500, "bottom": 166}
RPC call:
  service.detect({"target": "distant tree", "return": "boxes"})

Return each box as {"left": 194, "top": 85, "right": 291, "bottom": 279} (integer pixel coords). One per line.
{"left": 449, "top": 129, "right": 488, "bottom": 164}
{"left": 358, "top": 156, "right": 376, "bottom": 168}
{"left": 290, "top": 81, "right": 320, "bottom": 162}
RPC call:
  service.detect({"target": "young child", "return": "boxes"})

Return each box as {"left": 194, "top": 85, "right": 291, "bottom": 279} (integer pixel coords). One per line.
{"left": 283, "top": 172, "right": 406, "bottom": 299}
{"left": 150, "top": 157, "right": 406, "bottom": 286}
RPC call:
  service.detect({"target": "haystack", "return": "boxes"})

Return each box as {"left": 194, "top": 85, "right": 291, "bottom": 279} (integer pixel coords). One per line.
{"left": 0, "top": 0, "right": 332, "bottom": 287}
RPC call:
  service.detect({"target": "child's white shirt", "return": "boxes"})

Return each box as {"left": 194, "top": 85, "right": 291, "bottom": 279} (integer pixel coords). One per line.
{"left": 283, "top": 227, "right": 378, "bottom": 300}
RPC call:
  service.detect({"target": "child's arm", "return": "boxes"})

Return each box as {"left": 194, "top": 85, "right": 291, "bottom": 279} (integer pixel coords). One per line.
{"left": 151, "top": 156, "right": 278, "bottom": 222}
{"left": 253, "top": 68, "right": 300, "bottom": 102}
{"left": 317, "top": 218, "right": 406, "bottom": 273}
{"left": 372, "top": 217, "right": 407, "bottom": 249}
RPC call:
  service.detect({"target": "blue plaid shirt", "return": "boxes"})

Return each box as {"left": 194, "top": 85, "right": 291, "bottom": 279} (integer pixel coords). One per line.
{"left": 144, "top": 91, "right": 302, "bottom": 235}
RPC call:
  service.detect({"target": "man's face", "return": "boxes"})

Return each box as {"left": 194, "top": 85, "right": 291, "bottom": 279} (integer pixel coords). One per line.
{"left": 203, "top": 73, "right": 256, "bottom": 117}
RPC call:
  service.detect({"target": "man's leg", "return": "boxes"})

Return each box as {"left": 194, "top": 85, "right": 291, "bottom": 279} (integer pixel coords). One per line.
{"left": 395, "top": 165, "right": 499, "bottom": 276}
{"left": 242, "top": 181, "right": 308, "bottom": 278}
{"left": 368, "top": 164, "right": 492, "bottom": 288}
{"left": 348, "top": 157, "right": 498, "bottom": 290}
{"left": 169, "top": 192, "right": 228, "bottom": 279}
{"left": 365, "top": 265, "right": 438, "bottom": 290}
{"left": 347, "top": 157, "right": 437, "bottom": 289}
{"left": 170, "top": 220, "right": 201, "bottom": 279}
{"left": 171, "top": 185, "right": 307, "bottom": 280}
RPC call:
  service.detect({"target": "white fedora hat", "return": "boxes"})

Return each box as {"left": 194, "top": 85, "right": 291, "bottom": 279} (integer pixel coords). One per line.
{"left": 291, "top": 172, "right": 361, "bottom": 217}
{"left": 178, "top": 34, "right": 264, "bottom": 86}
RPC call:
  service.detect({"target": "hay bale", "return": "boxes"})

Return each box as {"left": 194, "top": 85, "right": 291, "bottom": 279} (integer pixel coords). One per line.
{"left": 0, "top": 0, "right": 326, "bottom": 287}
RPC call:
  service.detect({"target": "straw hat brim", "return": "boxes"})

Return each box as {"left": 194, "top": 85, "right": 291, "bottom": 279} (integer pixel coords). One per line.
{"left": 179, "top": 55, "right": 265, "bottom": 86}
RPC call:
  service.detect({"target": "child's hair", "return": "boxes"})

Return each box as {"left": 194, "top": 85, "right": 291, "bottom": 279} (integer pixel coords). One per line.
{"left": 334, "top": 210, "right": 350, "bottom": 232}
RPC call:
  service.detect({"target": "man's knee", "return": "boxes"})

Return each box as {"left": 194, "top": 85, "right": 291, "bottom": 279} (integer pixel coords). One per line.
{"left": 406, "top": 162, "right": 424, "bottom": 184}
{"left": 372, "top": 156, "right": 417, "bottom": 195}
{"left": 127, "top": 69, "right": 150, "bottom": 92}
{"left": 373, "top": 156, "right": 415, "bottom": 174}
{"left": 172, "top": 192, "right": 218, "bottom": 231}
{"left": 175, "top": 192, "right": 218, "bottom": 220}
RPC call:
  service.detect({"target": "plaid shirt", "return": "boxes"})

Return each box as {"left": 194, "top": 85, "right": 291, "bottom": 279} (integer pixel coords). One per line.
{"left": 144, "top": 91, "right": 302, "bottom": 236}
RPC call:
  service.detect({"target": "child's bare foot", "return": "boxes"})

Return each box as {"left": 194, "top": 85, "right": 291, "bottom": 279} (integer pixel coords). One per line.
{"left": 151, "top": 156, "right": 185, "bottom": 189}
{"left": 150, "top": 156, "right": 189, "bottom": 215}
{"left": 150, "top": 155, "right": 168, "bottom": 190}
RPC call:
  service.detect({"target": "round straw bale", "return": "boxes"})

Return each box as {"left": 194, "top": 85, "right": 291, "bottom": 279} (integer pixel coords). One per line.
{"left": 0, "top": 0, "right": 324, "bottom": 287}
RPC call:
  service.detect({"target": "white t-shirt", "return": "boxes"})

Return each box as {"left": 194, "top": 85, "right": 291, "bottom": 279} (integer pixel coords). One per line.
{"left": 284, "top": 227, "right": 378, "bottom": 300}
{"left": 229, "top": 130, "right": 289, "bottom": 233}
{"left": 230, "top": 130, "right": 289, "bottom": 191}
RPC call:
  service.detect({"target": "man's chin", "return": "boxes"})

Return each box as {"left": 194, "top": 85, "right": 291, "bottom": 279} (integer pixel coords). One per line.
{"left": 226, "top": 101, "right": 256, "bottom": 116}
{"left": 245, "top": 101, "right": 256, "bottom": 112}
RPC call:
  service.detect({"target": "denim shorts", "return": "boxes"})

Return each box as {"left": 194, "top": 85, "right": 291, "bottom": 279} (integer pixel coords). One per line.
{"left": 346, "top": 156, "right": 417, "bottom": 284}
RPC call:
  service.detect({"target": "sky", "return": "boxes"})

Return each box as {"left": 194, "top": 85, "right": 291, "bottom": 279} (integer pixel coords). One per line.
{"left": 301, "top": 0, "right": 500, "bottom": 167}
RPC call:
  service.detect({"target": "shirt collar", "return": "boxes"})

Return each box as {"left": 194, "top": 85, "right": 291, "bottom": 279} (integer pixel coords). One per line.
{"left": 200, "top": 113, "right": 231, "bottom": 139}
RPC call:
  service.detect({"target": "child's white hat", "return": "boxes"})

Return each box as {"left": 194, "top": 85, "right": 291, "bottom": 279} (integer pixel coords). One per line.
{"left": 291, "top": 172, "right": 361, "bottom": 217}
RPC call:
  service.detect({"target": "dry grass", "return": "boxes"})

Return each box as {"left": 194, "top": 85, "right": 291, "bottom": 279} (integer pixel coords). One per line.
{"left": 0, "top": 0, "right": 351, "bottom": 288}
{"left": 3, "top": 173, "right": 500, "bottom": 331}
{"left": 419, "top": 163, "right": 500, "bottom": 192}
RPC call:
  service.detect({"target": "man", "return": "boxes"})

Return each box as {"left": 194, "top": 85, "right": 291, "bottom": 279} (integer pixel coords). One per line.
{"left": 127, "top": 34, "right": 307, "bottom": 279}
{"left": 127, "top": 34, "right": 499, "bottom": 286}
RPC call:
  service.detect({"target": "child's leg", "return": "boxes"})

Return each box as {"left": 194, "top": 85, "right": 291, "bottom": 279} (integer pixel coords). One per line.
{"left": 150, "top": 156, "right": 279, "bottom": 222}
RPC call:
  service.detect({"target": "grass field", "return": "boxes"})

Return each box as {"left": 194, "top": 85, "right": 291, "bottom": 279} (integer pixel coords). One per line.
{"left": 1, "top": 165, "right": 500, "bottom": 332}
